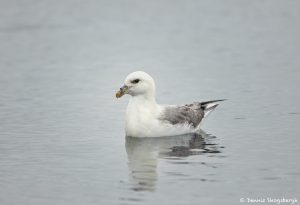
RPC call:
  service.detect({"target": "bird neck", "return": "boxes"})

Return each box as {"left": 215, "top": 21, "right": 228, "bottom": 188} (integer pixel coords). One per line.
{"left": 129, "top": 93, "right": 158, "bottom": 110}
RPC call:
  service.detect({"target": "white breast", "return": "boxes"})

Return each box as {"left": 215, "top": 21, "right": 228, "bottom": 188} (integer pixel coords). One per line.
{"left": 125, "top": 97, "right": 161, "bottom": 137}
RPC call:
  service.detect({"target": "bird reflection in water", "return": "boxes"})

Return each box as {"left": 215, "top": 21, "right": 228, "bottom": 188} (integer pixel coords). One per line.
{"left": 125, "top": 130, "right": 222, "bottom": 192}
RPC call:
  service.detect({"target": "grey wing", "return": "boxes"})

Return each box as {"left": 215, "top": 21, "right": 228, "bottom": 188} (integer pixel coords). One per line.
{"left": 159, "top": 100, "right": 225, "bottom": 128}
{"left": 159, "top": 103, "right": 205, "bottom": 128}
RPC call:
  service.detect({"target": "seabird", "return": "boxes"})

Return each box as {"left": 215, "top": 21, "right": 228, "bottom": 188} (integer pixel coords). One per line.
{"left": 116, "top": 71, "right": 224, "bottom": 137}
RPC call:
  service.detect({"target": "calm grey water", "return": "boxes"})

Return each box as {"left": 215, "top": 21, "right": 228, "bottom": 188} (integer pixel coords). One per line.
{"left": 0, "top": 0, "right": 300, "bottom": 204}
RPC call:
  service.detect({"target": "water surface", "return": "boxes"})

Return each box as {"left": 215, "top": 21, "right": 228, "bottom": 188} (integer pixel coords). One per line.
{"left": 0, "top": 0, "right": 299, "bottom": 204}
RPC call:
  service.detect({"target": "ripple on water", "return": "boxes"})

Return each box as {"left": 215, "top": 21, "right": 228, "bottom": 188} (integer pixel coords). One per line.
{"left": 288, "top": 112, "right": 300, "bottom": 115}
{"left": 285, "top": 172, "right": 300, "bottom": 176}
{"left": 262, "top": 176, "right": 281, "bottom": 181}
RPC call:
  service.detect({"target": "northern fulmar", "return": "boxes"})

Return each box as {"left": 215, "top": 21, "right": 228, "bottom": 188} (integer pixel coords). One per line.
{"left": 116, "top": 71, "right": 225, "bottom": 137}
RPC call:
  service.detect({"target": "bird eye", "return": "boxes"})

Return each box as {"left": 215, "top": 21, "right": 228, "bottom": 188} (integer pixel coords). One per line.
{"left": 131, "top": 79, "right": 140, "bottom": 84}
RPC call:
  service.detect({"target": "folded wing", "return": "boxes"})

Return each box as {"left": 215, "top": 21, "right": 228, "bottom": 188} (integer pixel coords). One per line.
{"left": 160, "top": 100, "right": 225, "bottom": 128}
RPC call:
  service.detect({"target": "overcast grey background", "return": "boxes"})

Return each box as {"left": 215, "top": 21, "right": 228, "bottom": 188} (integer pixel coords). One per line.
{"left": 0, "top": 0, "right": 299, "bottom": 205}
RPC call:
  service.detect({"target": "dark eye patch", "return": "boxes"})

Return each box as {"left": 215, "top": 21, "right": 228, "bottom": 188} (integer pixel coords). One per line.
{"left": 131, "top": 79, "right": 140, "bottom": 84}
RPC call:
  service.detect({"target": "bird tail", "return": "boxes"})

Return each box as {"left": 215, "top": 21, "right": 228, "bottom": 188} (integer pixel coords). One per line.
{"left": 201, "top": 99, "right": 226, "bottom": 118}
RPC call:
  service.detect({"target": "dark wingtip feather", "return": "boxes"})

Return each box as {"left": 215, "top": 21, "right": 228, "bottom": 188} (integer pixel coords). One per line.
{"left": 200, "top": 99, "right": 227, "bottom": 105}
{"left": 199, "top": 99, "right": 226, "bottom": 117}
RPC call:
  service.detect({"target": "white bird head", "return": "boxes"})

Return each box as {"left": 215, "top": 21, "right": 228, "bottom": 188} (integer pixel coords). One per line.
{"left": 116, "top": 71, "right": 156, "bottom": 99}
